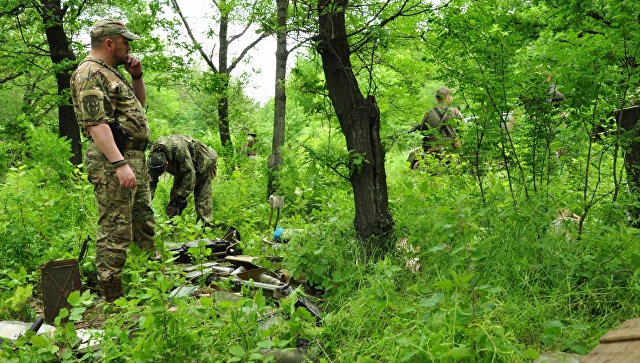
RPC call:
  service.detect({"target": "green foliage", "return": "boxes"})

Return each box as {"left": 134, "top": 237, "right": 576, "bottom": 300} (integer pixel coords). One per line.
{"left": 0, "top": 267, "right": 34, "bottom": 321}
{"left": 3, "top": 0, "right": 640, "bottom": 361}
{"left": 0, "top": 127, "right": 93, "bottom": 271}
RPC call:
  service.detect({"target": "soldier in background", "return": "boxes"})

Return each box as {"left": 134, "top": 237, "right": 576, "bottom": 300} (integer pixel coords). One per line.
{"left": 148, "top": 135, "right": 218, "bottom": 225}
{"left": 241, "top": 130, "right": 258, "bottom": 159}
{"left": 70, "top": 19, "right": 159, "bottom": 302}
{"left": 408, "top": 87, "right": 463, "bottom": 168}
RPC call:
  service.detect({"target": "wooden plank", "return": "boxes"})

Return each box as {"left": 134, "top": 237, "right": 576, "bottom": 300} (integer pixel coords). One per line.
{"left": 583, "top": 351, "right": 640, "bottom": 363}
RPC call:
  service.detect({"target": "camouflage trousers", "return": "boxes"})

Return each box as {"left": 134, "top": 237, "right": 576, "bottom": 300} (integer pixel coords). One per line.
{"left": 167, "top": 157, "right": 217, "bottom": 224}
{"left": 86, "top": 143, "right": 156, "bottom": 283}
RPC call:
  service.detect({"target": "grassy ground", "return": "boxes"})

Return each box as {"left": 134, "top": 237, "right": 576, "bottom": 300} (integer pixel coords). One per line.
{"left": 1, "top": 133, "right": 640, "bottom": 361}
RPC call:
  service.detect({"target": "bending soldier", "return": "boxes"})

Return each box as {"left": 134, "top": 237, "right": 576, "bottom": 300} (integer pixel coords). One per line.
{"left": 70, "top": 19, "right": 159, "bottom": 302}
{"left": 148, "top": 135, "right": 218, "bottom": 225}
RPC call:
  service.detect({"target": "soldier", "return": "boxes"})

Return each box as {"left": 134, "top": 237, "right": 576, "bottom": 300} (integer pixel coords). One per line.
{"left": 148, "top": 135, "right": 218, "bottom": 225}
{"left": 409, "top": 87, "right": 463, "bottom": 167}
{"left": 241, "top": 131, "right": 258, "bottom": 158}
{"left": 70, "top": 19, "right": 159, "bottom": 302}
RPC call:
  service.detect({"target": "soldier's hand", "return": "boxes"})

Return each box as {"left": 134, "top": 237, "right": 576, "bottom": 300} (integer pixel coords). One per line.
{"left": 124, "top": 56, "right": 143, "bottom": 78}
{"left": 115, "top": 164, "right": 137, "bottom": 189}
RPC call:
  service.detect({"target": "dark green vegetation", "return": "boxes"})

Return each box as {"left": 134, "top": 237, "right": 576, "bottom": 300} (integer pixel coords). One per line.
{"left": 2, "top": 0, "right": 640, "bottom": 361}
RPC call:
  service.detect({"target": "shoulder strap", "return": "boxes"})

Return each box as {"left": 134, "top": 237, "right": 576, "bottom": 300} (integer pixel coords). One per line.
{"left": 79, "top": 59, "right": 134, "bottom": 93}
{"left": 433, "top": 106, "right": 449, "bottom": 121}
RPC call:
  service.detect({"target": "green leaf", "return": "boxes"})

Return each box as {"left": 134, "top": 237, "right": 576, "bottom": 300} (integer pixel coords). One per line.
{"left": 395, "top": 337, "right": 412, "bottom": 347}
{"left": 524, "top": 348, "right": 539, "bottom": 359}
{"left": 445, "top": 346, "right": 472, "bottom": 359}
{"left": 67, "top": 290, "right": 81, "bottom": 306}
{"left": 419, "top": 293, "right": 444, "bottom": 308}
{"left": 432, "top": 279, "right": 453, "bottom": 290}
{"left": 200, "top": 296, "right": 213, "bottom": 308}
{"left": 228, "top": 345, "right": 245, "bottom": 357}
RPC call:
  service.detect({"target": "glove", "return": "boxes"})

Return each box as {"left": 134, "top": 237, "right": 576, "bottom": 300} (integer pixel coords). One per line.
{"left": 166, "top": 196, "right": 188, "bottom": 217}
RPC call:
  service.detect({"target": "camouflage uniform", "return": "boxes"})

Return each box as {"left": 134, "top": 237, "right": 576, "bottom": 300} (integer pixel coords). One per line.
{"left": 418, "top": 105, "right": 463, "bottom": 155}
{"left": 70, "top": 55, "right": 156, "bottom": 284}
{"left": 149, "top": 135, "right": 218, "bottom": 224}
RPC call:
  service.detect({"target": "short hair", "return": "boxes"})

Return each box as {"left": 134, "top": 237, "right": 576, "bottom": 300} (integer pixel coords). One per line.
{"left": 90, "top": 34, "right": 119, "bottom": 49}
{"left": 436, "top": 87, "right": 452, "bottom": 100}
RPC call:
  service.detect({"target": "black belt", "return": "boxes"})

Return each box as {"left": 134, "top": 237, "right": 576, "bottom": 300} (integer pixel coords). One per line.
{"left": 125, "top": 139, "right": 148, "bottom": 151}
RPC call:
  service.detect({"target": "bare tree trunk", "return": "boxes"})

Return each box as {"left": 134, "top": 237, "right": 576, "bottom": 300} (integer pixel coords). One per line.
{"left": 316, "top": 0, "right": 394, "bottom": 248}
{"left": 218, "top": 12, "right": 233, "bottom": 149}
{"left": 615, "top": 107, "right": 640, "bottom": 227}
{"left": 171, "top": 0, "right": 267, "bottom": 156}
{"left": 39, "top": 0, "right": 81, "bottom": 165}
{"left": 267, "top": 0, "right": 289, "bottom": 197}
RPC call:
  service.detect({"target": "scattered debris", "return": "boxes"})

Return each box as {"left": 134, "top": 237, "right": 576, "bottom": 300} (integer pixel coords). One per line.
{"left": 0, "top": 319, "right": 101, "bottom": 353}
{"left": 173, "top": 253, "right": 322, "bottom": 320}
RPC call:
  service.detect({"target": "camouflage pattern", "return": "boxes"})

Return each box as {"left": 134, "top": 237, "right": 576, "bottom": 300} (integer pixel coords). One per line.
{"left": 70, "top": 55, "right": 156, "bottom": 283}
{"left": 90, "top": 19, "right": 139, "bottom": 40}
{"left": 71, "top": 55, "right": 149, "bottom": 141}
{"left": 149, "top": 135, "right": 218, "bottom": 224}
{"left": 419, "top": 106, "right": 463, "bottom": 152}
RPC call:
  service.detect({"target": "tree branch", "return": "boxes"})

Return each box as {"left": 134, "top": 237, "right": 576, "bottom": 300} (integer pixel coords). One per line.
{"left": 0, "top": 72, "right": 24, "bottom": 84}
{"left": 171, "top": 0, "right": 219, "bottom": 73}
{"left": 229, "top": 21, "right": 252, "bottom": 44}
{"left": 228, "top": 32, "right": 268, "bottom": 73}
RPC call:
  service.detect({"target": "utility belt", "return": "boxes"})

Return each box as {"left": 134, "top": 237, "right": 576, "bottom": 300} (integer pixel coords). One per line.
{"left": 124, "top": 139, "right": 148, "bottom": 151}
{"left": 108, "top": 123, "right": 147, "bottom": 153}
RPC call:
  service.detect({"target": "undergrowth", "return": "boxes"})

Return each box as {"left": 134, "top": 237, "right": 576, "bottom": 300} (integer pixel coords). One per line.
{"left": 1, "top": 127, "right": 640, "bottom": 362}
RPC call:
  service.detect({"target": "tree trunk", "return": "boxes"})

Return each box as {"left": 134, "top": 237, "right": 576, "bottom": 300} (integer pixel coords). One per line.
{"left": 267, "top": 0, "right": 289, "bottom": 197}
{"left": 316, "top": 0, "right": 394, "bottom": 247}
{"left": 39, "top": 0, "right": 82, "bottom": 165}
{"left": 614, "top": 107, "right": 640, "bottom": 227}
{"left": 217, "top": 12, "right": 233, "bottom": 150}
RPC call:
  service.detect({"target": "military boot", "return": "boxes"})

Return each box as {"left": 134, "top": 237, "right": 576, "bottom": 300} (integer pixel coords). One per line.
{"left": 100, "top": 278, "right": 123, "bottom": 302}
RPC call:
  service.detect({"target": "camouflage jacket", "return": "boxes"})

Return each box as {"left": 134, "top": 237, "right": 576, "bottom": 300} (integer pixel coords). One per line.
{"left": 149, "top": 135, "right": 217, "bottom": 198}
{"left": 420, "top": 105, "right": 462, "bottom": 139}
{"left": 70, "top": 55, "right": 149, "bottom": 141}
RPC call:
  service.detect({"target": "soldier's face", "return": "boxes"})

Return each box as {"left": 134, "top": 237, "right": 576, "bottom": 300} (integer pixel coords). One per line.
{"left": 110, "top": 36, "right": 131, "bottom": 65}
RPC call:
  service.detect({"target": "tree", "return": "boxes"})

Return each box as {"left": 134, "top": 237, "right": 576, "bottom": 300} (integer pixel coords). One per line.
{"left": 303, "top": 0, "right": 430, "bottom": 246}
{"left": 36, "top": 0, "right": 82, "bottom": 165}
{"left": 267, "top": 0, "right": 289, "bottom": 197}
{"left": 171, "top": 0, "right": 268, "bottom": 152}
{"left": 315, "top": 0, "right": 392, "bottom": 246}
{"left": 0, "top": 1, "right": 81, "bottom": 164}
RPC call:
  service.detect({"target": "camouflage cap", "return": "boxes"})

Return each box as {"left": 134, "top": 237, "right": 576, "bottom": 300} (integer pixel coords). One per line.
{"left": 90, "top": 19, "right": 139, "bottom": 40}
{"left": 148, "top": 152, "right": 167, "bottom": 175}
{"left": 436, "top": 87, "right": 452, "bottom": 100}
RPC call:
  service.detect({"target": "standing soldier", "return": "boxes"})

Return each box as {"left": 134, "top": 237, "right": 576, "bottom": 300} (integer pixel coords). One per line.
{"left": 148, "top": 135, "right": 218, "bottom": 226}
{"left": 241, "top": 131, "right": 258, "bottom": 159}
{"left": 70, "top": 19, "right": 159, "bottom": 302}
{"left": 409, "top": 87, "right": 463, "bottom": 168}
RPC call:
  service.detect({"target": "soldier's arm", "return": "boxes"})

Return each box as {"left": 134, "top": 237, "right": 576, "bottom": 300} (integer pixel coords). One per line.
{"left": 149, "top": 177, "right": 158, "bottom": 199}
{"left": 76, "top": 74, "right": 136, "bottom": 189}
{"left": 124, "top": 56, "right": 146, "bottom": 106}
{"left": 89, "top": 124, "right": 136, "bottom": 189}
{"left": 171, "top": 146, "right": 196, "bottom": 198}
